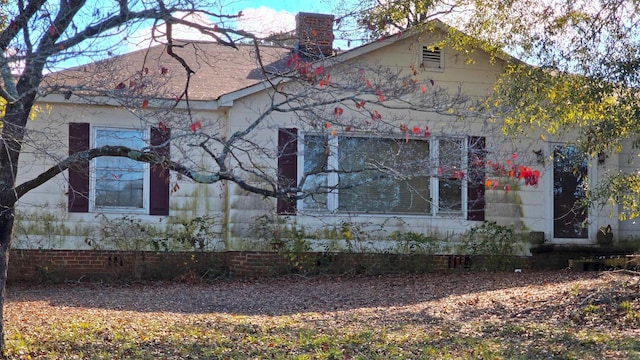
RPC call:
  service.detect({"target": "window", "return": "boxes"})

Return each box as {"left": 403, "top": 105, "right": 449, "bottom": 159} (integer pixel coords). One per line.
{"left": 422, "top": 46, "right": 443, "bottom": 71}
{"left": 92, "top": 128, "right": 147, "bottom": 211}
{"left": 299, "top": 134, "right": 466, "bottom": 216}
{"left": 68, "top": 123, "right": 170, "bottom": 215}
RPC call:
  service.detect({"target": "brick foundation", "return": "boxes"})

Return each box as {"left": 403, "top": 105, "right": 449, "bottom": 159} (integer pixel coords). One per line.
{"left": 6, "top": 250, "right": 484, "bottom": 283}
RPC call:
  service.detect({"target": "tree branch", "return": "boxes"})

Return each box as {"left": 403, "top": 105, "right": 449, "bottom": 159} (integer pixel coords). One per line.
{"left": 13, "top": 145, "right": 292, "bottom": 201}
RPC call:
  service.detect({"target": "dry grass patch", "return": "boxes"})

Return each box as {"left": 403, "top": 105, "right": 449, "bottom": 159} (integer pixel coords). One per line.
{"left": 3, "top": 271, "right": 640, "bottom": 359}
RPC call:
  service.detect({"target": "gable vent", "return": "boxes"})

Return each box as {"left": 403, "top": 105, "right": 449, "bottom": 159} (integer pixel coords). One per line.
{"left": 422, "top": 46, "right": 443, "bottom": 70}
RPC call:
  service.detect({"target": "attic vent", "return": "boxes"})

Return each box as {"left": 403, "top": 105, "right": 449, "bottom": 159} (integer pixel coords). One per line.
{"left": 422, "top": 46, "right": 443, "bottom": 70}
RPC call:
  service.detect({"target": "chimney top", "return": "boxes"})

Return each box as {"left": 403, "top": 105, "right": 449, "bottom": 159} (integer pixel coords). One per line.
{"left": 295, "top": 13, "right": 335, "bottom": 58}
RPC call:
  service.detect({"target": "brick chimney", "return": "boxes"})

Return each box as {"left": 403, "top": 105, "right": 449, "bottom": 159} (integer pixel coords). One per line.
{"left": 295, "top": 12, "right": 335, "bottom": 57}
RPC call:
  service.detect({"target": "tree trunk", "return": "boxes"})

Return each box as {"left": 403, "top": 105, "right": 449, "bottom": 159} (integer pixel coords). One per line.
{"left": 0, "top": 208, "right": 14, "bottom": 351}
{"left": 0, "top": 99, "right": 33, "bottom": 352}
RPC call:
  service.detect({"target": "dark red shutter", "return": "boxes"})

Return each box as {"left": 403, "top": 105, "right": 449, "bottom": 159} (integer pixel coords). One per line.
{"left": 277, "top": 128, "right": 298, "bottom": 215}
{"left": 68, "top": 123, "right": 90, "bottom": 212}
{"left": 149, "top": 126, "right": 171, "bottom": 215}
{"left": 467, "top": 136, "right": 486, "bottom": 221}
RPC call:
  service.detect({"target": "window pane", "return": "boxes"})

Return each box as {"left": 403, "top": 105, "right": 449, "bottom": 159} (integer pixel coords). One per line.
{"left": 438, "top": 138, "right": 463, "bottom": 213}
{"left": 94, "top": 128, "right": 146, "bottom": 209}
{"left": 439, "top": 178, "right": 463, "bottom": 213}
{"left": 302, "top": 135, "right": 328, "bottom": 210}
{"left": 95, "top": 129, "right": 144, "bottom": 148}
{"left": 337, "top": 137, "right": 431, "bottom": 214}
{"left": 438, "top": 138, "right": 463, "bottom": 176}
{"left": 95, "top": 170, "right": 144, "bottom": 208}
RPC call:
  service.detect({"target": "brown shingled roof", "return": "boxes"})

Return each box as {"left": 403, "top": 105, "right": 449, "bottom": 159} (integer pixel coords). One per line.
{"left": 42, "top": 41, "right": 292, "bottom": 101}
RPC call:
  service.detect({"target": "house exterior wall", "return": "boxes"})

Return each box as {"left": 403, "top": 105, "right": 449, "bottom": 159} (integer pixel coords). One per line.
{"left": 15, "top": 100, "right": 228, "bottom": 250}
{"left": 222, "top": 35, "right": 553, "bottom": 252}
{"left": 14, "top": 31, "right": 635, "bottom": 253}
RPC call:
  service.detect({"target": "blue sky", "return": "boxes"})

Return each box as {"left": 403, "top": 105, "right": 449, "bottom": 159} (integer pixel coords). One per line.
{"left": 49, "top": 0, "right": 349, "bottom": 70}
{"left": 229, "top": 0, "right": 332, "bottom": 14}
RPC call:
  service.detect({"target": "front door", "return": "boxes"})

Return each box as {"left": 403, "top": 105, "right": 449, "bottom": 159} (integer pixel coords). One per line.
{"left": 553, "top": 145, "right": 589, "bottom": 239}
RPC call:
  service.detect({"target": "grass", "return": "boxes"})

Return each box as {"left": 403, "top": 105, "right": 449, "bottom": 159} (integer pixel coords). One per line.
{"left": 5, "top": 314, "right": 638, "bottom": 359}
{"left": 2, "top": 272, "right": 640, "bottom": 359}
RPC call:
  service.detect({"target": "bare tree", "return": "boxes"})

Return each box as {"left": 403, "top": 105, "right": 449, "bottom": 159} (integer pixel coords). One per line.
{"left": 0, "top": 0, "right": 526, "bottom": 350}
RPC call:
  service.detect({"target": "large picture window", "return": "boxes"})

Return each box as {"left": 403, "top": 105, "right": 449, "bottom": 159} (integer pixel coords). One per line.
{"left": 91, "top": 128, "right": 148, "bottom": 212}
{"left": 299, "top": 134, "right": 466, "bottom": 216}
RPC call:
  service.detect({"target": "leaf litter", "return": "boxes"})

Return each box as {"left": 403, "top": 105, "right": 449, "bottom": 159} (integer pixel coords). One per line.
{"left": 3, "top": 270, "right": 640, "bottom": 359}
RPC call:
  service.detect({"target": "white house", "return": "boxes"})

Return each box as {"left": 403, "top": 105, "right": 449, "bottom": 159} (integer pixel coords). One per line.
{"left": 14, "top": 13, "right": 632, "bottom": 255}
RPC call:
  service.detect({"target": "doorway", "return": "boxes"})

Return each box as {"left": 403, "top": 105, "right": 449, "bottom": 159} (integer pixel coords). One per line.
{"left": 553, "top": 145, "right": 589, "bottom": 239}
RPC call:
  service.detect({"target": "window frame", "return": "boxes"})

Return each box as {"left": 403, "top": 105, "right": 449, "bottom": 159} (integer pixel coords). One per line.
{"left": 89, "top": 126, "right": 150, "bottom": 214}
{"left": 297, "top": 132, "right": 468, "bottom": 217}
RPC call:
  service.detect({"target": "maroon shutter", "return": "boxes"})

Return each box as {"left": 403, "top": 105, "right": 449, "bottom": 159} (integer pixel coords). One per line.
{"left": 467, "top": 136, "right": 486, "bottom": 221}
{"left": 68, "top": 123, "right": 90, "bottom": 212}
{"left": 277, "top": 128, "right": 298, "bottom": 215}
{"left": 149, "top": 126, "right": 171, "bottom": 215}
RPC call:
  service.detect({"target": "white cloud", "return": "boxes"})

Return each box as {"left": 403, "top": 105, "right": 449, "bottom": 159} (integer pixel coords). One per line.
{"left": 125, "top": 12, "right": 215, "bottom": 52}
{"left": 124, "top": 8, "right": 296, "bottom": 52}
{"left": 235, "top": 6, "right": 296, "bottom": 38}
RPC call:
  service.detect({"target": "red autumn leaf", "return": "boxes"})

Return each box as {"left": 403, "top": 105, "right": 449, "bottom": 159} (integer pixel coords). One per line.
{"left": 421, "top": 85, "right": 426, "bottom": 93}
{"left": 48, "top": 25, "right": 56, "bottom": 36}
{"left": 190, "top": 120, "right": 202, "bottom": 132}
{"left": 485, "top": 179, "right": 492, "bottom": 188}
{"left": 129, "top": 80, "right": 136, "bottom": 88}
{"left": 412, "top": 127, "right": 420, "bottom": 134}
{"left": 319, "top": 80, "right": 325, "bottom": 88}
{"left": 399, "top": 123, "right": 408, "bottom": 133}
{"left": 452, "top": 170, "right": 465, "bottom": 180}
{"left": 512, "top": 153, "right": 518, "bottom": 160}
{"left": 376, "top": 89, "right": 385, "bottom": 102}
{"left": 345, "top": 126, "right": 351, "bottom": 132}
{"left": 141, "top": 99, "right": 149, "bottom": 108}
{"left": 314, "top": 66, "right": 324, "bottom": 76}
{"left": 504, "top": 184, "right": 511, "bottom": 193}
{"left": 158, "top": 122, "right": 167, "bottom": 132}
{"left": 492, "top": 179, "right": 499, "bottom": 189}
{"left": 365, "top": 79, "right": 372, "bottom": 88}
{"left": 334, "top": 107, "right": 343, "bottom": 117}
{"left": 325, "top": 123, "right": 331, "bottom": 129}
{"left": 371, "top": 110, "right": 381, "bottom": 120}
{"left": 115, "top": 82, "right": 126, "bottom": 90}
